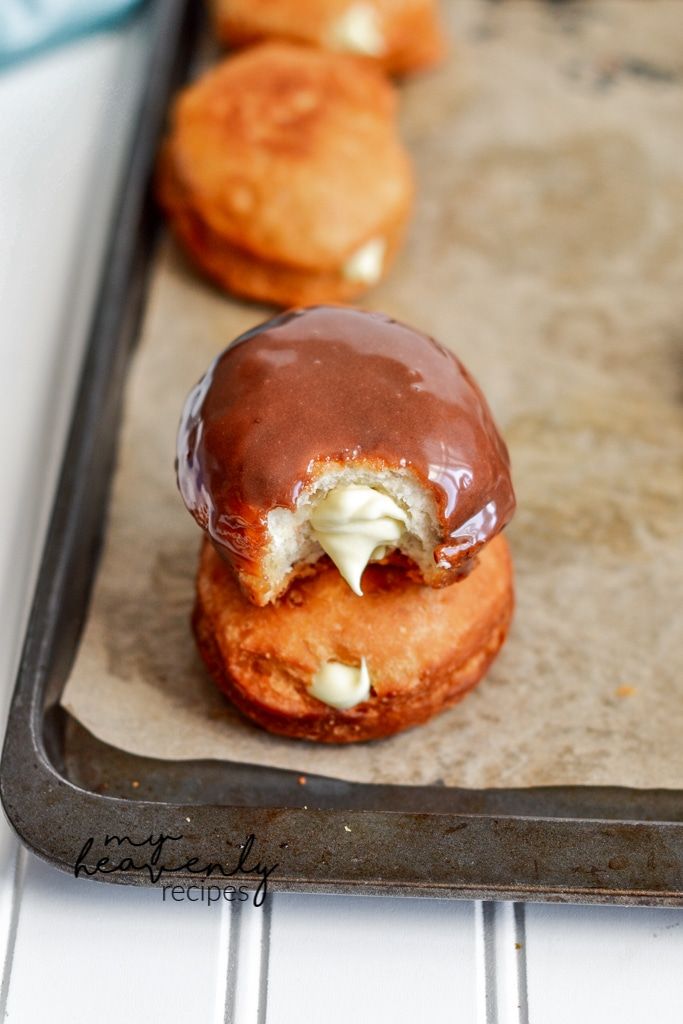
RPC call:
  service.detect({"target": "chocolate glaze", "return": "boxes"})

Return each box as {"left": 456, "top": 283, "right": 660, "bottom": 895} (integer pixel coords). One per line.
{"left": 177, "top": 306, "right": 515, "bottom": 583}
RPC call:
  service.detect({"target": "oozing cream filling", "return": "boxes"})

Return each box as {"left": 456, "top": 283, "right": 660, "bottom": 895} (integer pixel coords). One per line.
{"left": 327, "top": 4, "right": 385, "bottom": 57}
{"left": 309, "top": 658, "right": 371, "bottom": 710}
{"left": 309, "top": 484, "right": 407, "bottom": 595}
{"left": 342, "top": 237, "right": 386, "bottom": 286}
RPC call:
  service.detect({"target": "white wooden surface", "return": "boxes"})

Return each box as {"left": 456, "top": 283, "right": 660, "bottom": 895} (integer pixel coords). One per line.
{"left": 1, "top": 14, "right": 683, "bottom": 1023}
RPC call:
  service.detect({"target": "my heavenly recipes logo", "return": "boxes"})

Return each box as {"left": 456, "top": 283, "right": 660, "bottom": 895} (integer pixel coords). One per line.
{"left": 74, "top": 832, "right": 278, "bottom": 907}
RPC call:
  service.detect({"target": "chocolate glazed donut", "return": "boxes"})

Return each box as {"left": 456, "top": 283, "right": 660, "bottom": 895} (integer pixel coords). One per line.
{"left": 177, "top": 305, "right": 516, "bottom": 606}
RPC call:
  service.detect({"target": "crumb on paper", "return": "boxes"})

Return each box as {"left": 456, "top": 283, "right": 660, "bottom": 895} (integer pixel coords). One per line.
{"left": 515, "top": 942, "right": 523, "bottom": 951}
{"left": 208, "top": 708, "right": 229, "bottom": 720}
{"left": 615, "top": 685, "right": 637, "bottom": 698}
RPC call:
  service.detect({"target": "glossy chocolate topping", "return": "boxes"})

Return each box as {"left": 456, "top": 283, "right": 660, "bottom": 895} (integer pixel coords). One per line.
{"left": 177, "top": 306, "right": 515, "bottom": 578}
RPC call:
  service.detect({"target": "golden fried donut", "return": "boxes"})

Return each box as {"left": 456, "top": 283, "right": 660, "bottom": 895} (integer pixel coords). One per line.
{"left": 156, "top": 43, "right": 413, "bottom": 307}
{"left": 177, "top": 306, "right": 516, "bottom": 606}
{"left": 194, "top": 533, "right": 513, "bottom": 743}
{"left": 208, "top": 0, "right": 447, "bottom": 77}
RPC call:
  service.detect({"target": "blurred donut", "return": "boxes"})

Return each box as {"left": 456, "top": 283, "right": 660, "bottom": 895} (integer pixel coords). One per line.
{"left": 208, "top": 0, "right": 447, "bottom": 77}
{"left": 157, "top": 43, "right": 413, "bottom": 306}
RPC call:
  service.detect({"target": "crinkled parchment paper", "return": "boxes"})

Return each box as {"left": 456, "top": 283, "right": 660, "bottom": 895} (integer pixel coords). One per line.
{"left": 62, "top": 1, "right": 683, "bottom": 787}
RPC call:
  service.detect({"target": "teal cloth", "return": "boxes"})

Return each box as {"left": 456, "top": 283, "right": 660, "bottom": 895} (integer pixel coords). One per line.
{"left": 0, "top": 0, "right": 146, "bottom": 66}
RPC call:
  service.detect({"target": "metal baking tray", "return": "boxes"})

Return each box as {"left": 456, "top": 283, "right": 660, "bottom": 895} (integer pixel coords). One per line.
{"left": 2, "top": 0, "right": 683, "bottom": 906}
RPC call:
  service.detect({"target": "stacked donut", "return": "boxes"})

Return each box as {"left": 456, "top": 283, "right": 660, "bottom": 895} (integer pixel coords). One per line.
{"left": 161, "top": 3, "right": 517, "bottom": 742}
{"left": 176, "top": 306, "right": 515, "bottom": 742}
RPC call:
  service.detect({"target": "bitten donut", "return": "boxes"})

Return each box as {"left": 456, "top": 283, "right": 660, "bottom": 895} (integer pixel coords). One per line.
{"left": 177, "top": 306, "right": 516, "bottom": 607}
{"left": 156, "top": 43, "right": 413, "bottom": 307}
{"left": 208, "top": 0, "right": 447, "bottom": 77}
{"left": 193, "top": 534, "right": 514, "bottom": 743}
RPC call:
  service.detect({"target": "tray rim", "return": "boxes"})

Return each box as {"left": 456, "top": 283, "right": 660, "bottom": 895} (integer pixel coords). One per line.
{"left": 2, "top": 0, "right": 683, "bottom": 905}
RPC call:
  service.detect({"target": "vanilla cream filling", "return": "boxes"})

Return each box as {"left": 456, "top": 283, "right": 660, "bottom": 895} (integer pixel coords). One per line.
{"left": 309, "top": 484, "right": 407, "bottom": 595}
{"left": 342, "top": 237, "right": 386, "bottom": 286}
{"left": 327, "top": 4, "right": 385, "bottom": 57}
{"left": 309, "top": 658, "right": 371, "bottom": 710}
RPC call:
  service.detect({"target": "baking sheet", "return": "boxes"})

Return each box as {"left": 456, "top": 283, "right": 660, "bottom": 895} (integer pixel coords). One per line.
{"left": 62, "top": 0, "right": 683, "bottom": 788}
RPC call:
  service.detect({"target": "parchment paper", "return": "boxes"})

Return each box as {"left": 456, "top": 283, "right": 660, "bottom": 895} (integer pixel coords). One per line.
{"left": 62, "top": 0, "right": 683, "bottom": 788}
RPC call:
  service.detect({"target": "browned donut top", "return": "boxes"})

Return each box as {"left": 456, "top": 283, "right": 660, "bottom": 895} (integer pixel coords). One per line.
{"left": 177, "top": 306, "right": 515, "bottom": 578}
